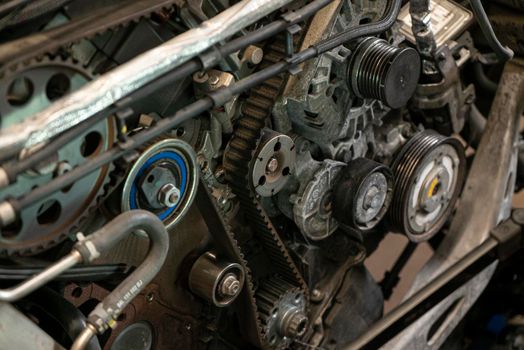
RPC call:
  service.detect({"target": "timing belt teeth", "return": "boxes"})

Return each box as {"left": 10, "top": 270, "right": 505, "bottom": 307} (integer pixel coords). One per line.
{"left": 223, "top": 33, "right": 309, "bottom": 346}
{"left": 195, "top": 183, "right": 264, "bottom": 346}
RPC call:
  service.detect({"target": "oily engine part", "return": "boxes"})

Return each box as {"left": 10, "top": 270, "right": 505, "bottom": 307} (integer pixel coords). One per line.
{"left": 389, "top": 130, "right": 466, "bottom": 242}
{"left": 256, "top": 277, "right": 309, "bottom": 348}
{"left": 249, "top": 129, "right": 296, "bottom": 197}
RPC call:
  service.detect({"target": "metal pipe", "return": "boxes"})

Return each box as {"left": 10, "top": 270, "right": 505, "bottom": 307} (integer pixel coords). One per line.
{"left": 469, "top": 0, "right": 514, "bottom": 62}
{"left": 71, "top": 210, "right": 169, "bottom": 349}
{"left": 0, "top": 250, "right": 82, "bottom": 302}
{"left": 0, "top": 0, "right": 294, "bottom": 159}
{"left": 70, "top": 324, "right": 97, "bottom": 350}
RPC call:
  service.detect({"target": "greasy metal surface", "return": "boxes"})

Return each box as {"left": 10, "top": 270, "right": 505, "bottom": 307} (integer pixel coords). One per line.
{"left": 384, "top": 58, "right": 524, "bottom": 349}
{"left": 0, "top": 58, "right": 116, "bottom": 256}
{"left": 0, "top": 0, "right": 294, "bottom": 157}
{"left": 0, "top": 302, "right": 64, "bottom": 349}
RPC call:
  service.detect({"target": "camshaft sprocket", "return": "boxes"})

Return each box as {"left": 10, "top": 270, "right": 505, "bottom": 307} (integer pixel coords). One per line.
{"left": 0, "top": 57, "right": 115, "bottom": 256}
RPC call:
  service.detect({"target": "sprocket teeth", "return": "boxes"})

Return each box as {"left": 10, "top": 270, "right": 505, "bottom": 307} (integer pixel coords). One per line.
{"left": 223, "top": 35, "right": 309, "bottom": 347}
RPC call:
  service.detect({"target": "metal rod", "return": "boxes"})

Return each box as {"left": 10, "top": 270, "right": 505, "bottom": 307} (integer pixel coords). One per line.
{"left": 70, "top": 324, "right": 97, "bottom": 350}
{"left": 0, "top": 250, "right": 82, "bottom": 302}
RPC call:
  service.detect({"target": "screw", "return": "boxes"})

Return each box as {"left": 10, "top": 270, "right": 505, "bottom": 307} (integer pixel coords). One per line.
{"left": 157, "top": 183, "right": 181, "bottom": 208}
{"left": 218, "top": 273, "right": 241, "bottom": 297}
{"left": 146, "top": 292, "right": 154, "bottom": 303}
{"left": 266, "top": 156, "right": 279, "bottom": 174}
{"left": 311, "top": 288, "right": 324, "bottom": 302}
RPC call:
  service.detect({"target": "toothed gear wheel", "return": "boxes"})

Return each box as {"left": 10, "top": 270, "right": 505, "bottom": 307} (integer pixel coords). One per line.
{"left": 0, "top": 57, "right": 115, "bottom": 256}
{"left": 256, "top": 277, "right": 308, "bottom": 349}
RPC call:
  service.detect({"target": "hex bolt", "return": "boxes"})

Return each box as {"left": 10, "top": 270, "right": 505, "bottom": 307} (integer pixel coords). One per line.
{"left": 193, "top": 71, "right": 209, "bottom": 84}
{"left": 157, "top": 183, "right": 181, "bottom": 208}
{"left": 218, "top": 273, "right": 241, "bottom": 297}
{"left": 208, "top": 74, "right": 220, "bottom": 86}
{"left": 266, "top": 156, "right": 279, "bottom": 174}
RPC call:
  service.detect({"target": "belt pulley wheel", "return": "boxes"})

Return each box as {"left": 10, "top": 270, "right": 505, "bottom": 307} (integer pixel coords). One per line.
{"left": 0, "top": 57, "right": 115, "bottom": 256}
{"left": 121, "top": 138, "right": 198, "bottom": 230}
{"left": 389, "top": 130, "right": 466, "bottom": 242}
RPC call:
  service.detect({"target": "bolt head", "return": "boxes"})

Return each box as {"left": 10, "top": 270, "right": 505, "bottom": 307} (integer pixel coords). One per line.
{"left": 157, "top": 183, "right": 181, "bottom": 208}
{"left": 219, "top": 273, "right": 241, "bottom": 297}
{"left": 208, "top": 75, "right": 220, "bottom": 86}
{"left": 363, "top": 186, "right": 381, "bottom": 210}
{"left": 244, "top": 45, "right": 264, "bottom": 65}
{"left": 266, "top": 157, "right": 279, "bottom": 174}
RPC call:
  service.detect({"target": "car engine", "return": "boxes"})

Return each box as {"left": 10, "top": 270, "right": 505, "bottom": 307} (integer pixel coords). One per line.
{"left": 0, "top": 0, "right": 523, "bottom": 349}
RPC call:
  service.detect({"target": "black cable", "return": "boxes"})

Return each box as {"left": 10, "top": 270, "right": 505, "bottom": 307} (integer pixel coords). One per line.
{"left": 469, "top": 0, "right": 514, "bottom": 62}
{"left": 4, "top": 107, "right": 118, "bottom": 181}
{"left": 7, "top": 0, "right": 400, "bottom": 218}
{"left": 3, "top": 0, "right": 333, "bottom": 183}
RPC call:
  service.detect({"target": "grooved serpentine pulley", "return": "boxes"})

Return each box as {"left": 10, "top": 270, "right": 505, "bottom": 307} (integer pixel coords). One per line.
{"left": 389, "top": 130, "right": 466, "bottom": 242}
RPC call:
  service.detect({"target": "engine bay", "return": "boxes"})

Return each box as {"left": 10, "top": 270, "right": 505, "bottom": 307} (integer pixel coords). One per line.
{"left": 0, "top": 0, "right": 523, "bottom": 349}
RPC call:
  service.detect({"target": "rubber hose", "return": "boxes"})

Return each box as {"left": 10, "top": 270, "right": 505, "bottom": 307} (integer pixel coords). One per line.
{"left": 469, "top": 0, "right": 514, "bottom": 61}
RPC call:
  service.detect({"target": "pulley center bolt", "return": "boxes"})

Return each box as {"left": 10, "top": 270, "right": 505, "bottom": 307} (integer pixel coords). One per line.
{"left": 158, "top": 183, "right": 181, "bottom": 208}
{"left": 363, "top": 186, "right": 381, "bottom": 210}
{"left": 218, "top": 273, "right": 241, "bottom": 297}
{"left": 266, "top": 156, "right": 279, "bottom": 174}
{"left": 279, "top": 308, "right": 308, "bottom": 338}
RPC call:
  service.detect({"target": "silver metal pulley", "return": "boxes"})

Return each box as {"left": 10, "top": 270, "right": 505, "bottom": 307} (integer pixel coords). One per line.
{"left": 389, "top": 130, "right": 466, "bottom": 242}
{"left": 121, "top": 138, "right": 199, "bottom": 229}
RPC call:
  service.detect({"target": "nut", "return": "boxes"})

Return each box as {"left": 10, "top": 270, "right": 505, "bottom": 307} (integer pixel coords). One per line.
{"left": 157, "top": 183, "right": 181, "bottom": 208}
{"left": 218, "top": 273, "right": 241, "bottom": 297}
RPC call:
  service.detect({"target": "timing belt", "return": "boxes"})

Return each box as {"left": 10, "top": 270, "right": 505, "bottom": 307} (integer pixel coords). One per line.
{"left": 223, "top": 32, "right": 309, "bottom": 341}
{"left": 195, "top": 181, "right": 265, "bottom": 347}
